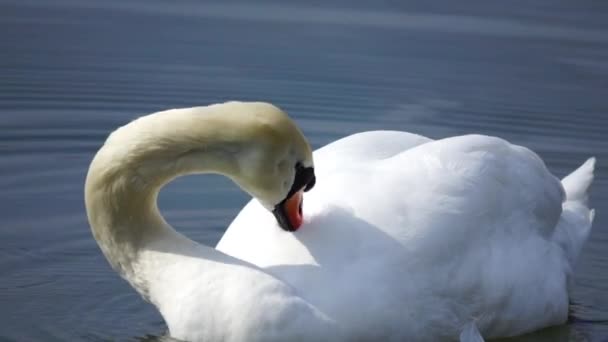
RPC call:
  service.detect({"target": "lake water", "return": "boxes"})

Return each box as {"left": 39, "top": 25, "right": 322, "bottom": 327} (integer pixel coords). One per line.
{"left": 1, "top": 0, "right": 607, "bottom": 341}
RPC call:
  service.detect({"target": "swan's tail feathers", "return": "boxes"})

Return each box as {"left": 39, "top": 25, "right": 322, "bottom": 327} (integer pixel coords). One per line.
{"left": 562, "top": 157, "right": 595, "bottom": 205}
{"left": 553, "top": 158, "right": 596, "bottom": 269}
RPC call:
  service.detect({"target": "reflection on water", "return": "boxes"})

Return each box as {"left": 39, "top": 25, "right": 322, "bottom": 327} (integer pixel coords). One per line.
{"left": 0, "top": 0, "right": 607, "bottom": 340}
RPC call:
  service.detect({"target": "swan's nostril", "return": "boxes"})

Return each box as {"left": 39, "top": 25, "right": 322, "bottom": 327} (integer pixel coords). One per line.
{"left": 298, "top": 200, "right": 303, "bottom": 216}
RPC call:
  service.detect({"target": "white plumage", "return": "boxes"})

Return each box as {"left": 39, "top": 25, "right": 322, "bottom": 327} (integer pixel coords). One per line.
{"left": 219, "top": 131, "right": 595, "bottom": 340}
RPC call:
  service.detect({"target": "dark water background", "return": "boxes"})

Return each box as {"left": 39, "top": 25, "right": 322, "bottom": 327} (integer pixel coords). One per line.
{"left": 1, "top": 0, "right": 607, "bottom": 341}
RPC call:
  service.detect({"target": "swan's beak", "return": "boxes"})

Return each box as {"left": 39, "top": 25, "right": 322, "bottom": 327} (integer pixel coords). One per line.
{"left": 273, "top": 190, "right": 304, "bottom": 232}
{"left": 273, "top": 165, "right": 315, "bottom": 232}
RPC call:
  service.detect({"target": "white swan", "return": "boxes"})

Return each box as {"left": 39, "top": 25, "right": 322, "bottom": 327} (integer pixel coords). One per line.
{"left": 86, "top": 101, "right": 595, "bottom": 342}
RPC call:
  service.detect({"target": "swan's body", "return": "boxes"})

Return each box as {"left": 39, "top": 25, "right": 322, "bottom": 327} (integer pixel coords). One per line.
{"left": 219, "top": 130, "right": 595, "bottom": 340}
{"left": 85, "top": 102, "right": 595, "bottom": 342}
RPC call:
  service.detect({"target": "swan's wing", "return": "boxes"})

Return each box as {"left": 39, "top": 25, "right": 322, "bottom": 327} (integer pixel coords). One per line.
{"left": 349, "top": 134, "right": 569, "bottom": 336}
{"left": 311, "top": 134, "right": 569, "bottom": 337}
{"left": 368, "top": 134, "right": 565, "bottom": 240}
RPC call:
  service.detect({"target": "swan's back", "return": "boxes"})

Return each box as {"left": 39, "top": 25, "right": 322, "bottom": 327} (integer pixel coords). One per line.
{"left": 314, "top": 130, "right": 431, "bottom": 169}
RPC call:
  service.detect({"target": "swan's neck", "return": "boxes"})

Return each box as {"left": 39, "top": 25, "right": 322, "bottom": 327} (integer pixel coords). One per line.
{"left": 84, "top": 107, "right": 247, "bottom": 296}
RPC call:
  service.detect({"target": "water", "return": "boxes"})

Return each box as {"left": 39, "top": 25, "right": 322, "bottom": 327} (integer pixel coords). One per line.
{"left": 0, "top": 0, "right": 607, "bottom": 340}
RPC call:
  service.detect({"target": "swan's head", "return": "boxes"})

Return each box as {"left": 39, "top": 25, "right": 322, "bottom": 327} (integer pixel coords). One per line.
{"left": 219, "top": 102, "right": 316, "bottom": 232}
{"left": 98, "top": 101, "right": 315, "bottom": 232}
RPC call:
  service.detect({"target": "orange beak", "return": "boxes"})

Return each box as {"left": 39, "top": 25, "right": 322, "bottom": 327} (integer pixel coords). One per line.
{"left": 272, "top": 162, "right": 315, "bottom": 232}
{"left": 272, "top": 189, "right": 304, "bottom": 231}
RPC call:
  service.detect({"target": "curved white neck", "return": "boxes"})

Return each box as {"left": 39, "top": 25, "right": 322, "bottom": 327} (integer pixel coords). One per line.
{"left": 84, "top": 106, "right": 252, "bottom": 296}
{"left": 83, "top": 104, "right": 339, "bottom": 341}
